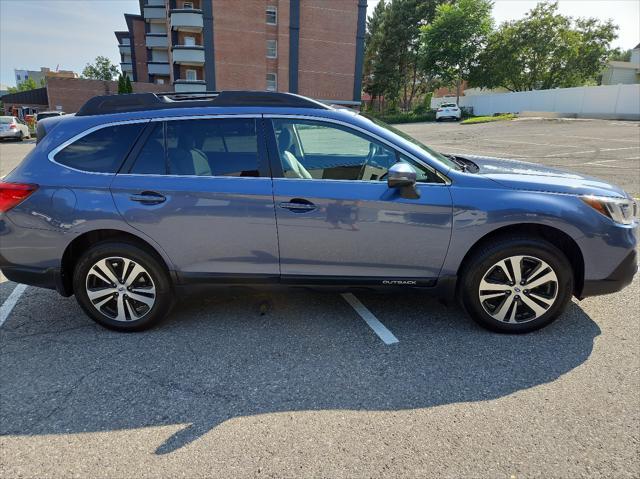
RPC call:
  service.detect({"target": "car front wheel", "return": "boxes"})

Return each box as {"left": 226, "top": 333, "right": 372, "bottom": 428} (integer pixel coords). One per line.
{"left": 460, "top": 237, "right": 574, "bottom": 333}
{"left": 73, "top": 241, "right": 174, "bottom": 331}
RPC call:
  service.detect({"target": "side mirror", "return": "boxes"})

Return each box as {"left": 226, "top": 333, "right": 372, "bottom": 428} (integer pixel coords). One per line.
{"left": 387, "top": 163, "right": 420, "bottom": 199}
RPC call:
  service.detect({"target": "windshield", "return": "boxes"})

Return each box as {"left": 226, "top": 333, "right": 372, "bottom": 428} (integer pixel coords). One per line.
{"left": 37, "top": 112, "right": 61, "bottom": 120}
{"left": 362, "top": 114, "right": 460, "bottom": 171}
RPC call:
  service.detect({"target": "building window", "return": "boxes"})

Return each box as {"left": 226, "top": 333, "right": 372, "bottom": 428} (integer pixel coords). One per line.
{"left": 266, "top": 6, "right": 277, "bottom": 25}
{"left": 186, "top": 69, "right": 197, "bottom": 81}
{"left": 266, "top": 40, "right": 277, "bottom": 59}
{"left": 184, "top": 36, "right": 196, "bottom": 46}
{"left": 183, "top": 1, "right": 194, "bottom": 9}
{"left": 266, "top": 73, "right": 277, "bottom": 91}
{"left": 157, "top": 78, "right": 165, "bottom": 85}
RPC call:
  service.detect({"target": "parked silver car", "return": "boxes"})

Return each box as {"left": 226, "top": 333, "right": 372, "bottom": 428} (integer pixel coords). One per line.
{"left": 0, "top": 116, "right": 31, "bottom": 141}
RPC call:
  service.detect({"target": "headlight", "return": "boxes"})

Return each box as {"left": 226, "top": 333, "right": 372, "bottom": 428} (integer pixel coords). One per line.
{"left": 581, "top": 195, "right": 638, "bottom": 225}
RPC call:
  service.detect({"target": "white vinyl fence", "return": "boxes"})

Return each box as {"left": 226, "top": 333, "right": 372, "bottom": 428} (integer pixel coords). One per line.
{"left": 432, "top": 84, "right": 640, "bottom": 120}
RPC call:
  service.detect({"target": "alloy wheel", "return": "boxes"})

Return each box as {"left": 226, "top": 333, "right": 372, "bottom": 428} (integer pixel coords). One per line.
{"left": 85, "top": 257, "right": 156, "bottom": 322}
{"left": 478, "top": 255, "right": 559, "bottom": 324}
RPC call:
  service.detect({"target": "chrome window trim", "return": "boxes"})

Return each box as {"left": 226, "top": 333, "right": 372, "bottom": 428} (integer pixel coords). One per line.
{"left": 48, "top": 114, "right": 262, "bottom": 175}
{"left": 264, "top": 114, "right": 452, "bottom": 185}
{"left": 114, "top": 173, "right": 269, "bottom": 180}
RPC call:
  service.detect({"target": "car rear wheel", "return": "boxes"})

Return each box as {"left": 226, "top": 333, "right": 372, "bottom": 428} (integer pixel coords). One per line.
{"left": 73, "top": 241, "right": 173, "bottom": 331}
{"left": 460, "top": 237, "right": 573, "bottom": 333}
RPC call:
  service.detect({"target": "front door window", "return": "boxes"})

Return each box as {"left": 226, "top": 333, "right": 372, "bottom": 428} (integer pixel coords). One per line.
{"left": 271, "top": 119, "right": 440, "bottom": 183}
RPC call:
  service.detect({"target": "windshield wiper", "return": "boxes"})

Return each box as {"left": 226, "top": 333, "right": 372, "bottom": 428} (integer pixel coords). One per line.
{"left": 445, "top": 154, "right": 468, "bottom": 172}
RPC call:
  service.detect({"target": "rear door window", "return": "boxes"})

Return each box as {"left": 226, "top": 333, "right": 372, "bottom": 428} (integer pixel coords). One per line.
{"left": 129, "top": 118, "right": 260, "bottom": 177}
{"left": 55, "top": 123, "right": 144, "bottom": 173}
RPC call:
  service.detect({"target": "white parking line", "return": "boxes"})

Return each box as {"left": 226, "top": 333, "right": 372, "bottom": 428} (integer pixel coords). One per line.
{"left": 0, "top": 284, "right": 27, "bottom": 327}
{"left": 481, "top": 138, "right": 583, "bottom": 148}
{"left": 543, "top": 150, "right": 597, "bottom": 158}
{"left": 341, "top": 293, "right": 399, "bottom": 345}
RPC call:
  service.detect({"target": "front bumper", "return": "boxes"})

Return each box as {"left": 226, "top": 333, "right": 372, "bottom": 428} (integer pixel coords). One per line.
{"left": 581, "top": 249, "right": 637, "bottom": 297}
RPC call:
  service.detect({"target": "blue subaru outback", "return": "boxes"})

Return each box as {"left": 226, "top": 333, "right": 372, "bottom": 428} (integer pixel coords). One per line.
{"left": 0, "top": 91, "right": 636, "bottom": 333}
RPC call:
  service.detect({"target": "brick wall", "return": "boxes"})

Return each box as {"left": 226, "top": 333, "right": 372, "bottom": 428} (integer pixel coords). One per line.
{"left": 131, "top": 17, "right": 149, "bottom": 82}
{"left": 297, "top": 0, "right": 357, "bottom": 101}
{"left": 46, "top": 78, "right": 167, "bottom": 113}
{"left": 214, "top": 0, "right": 272, "bottom": 91}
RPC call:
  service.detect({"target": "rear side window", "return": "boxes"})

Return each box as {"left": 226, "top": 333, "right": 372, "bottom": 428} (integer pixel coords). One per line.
{"left": 130, "top": 118, "right": 260, "bottom": 177}
{"left": 55, "top": 123, "right": 144, "bottom": 173}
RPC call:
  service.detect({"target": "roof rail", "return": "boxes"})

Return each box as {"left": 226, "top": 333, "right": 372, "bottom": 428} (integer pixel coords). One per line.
{"left": 75, "top": 90, "right": 331, "bottom": 116}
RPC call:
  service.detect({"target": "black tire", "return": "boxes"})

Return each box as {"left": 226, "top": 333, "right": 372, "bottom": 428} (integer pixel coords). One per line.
{"left": 17, "top": 132, "right": 23, "bottom": 142}
{"left": 73, "top": 241, "right": 174, "bottom": 332}
{"left": 459, "top": 236, "right": 574, "bottom": 334}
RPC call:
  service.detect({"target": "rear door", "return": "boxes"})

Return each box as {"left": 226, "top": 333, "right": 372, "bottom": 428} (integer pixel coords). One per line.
{"left": 111, "top": 116, "right": 280, "bottom": 279}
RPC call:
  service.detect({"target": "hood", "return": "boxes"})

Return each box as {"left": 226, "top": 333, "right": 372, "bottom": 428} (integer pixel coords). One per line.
{"left": 459, "top": 154, "right": 628, "bottom": 199}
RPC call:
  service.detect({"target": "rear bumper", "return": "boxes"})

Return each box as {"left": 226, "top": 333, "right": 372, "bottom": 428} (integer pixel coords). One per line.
{"left": 0, "top": 255, "right": 70, "bottom": 296}
{"left": 0, "top": 130, "right": 22, "bottom": 139}
{"left": 581, "top": 249, "right": 637, "bottom": 297}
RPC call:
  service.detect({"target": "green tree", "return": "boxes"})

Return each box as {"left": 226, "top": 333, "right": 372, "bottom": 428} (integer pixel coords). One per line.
{"left": 608, "top": 48, "right": 631, "bottom": 62}
{"left": 125, "top": 75, "right": 133, "bottom": 93}
{"left": 7, "top": 77, "right": 40, "bottom": 94}
{"left": 363, "top": 0, "right": 445, "bottom": 111}
{"left": 362, "top": 0, "right": 388, "bottom": 108}
{"left": 420, "top": 0, "right": 493, "bottom": 104}
{"left": 469, "top": 2, "right": 617, "bottom": 91}
{"left": 117, "top": 74, "right": 127, "bottom": 94}
{"left": 82, "top": 56, "right": 120, "bottom": 81}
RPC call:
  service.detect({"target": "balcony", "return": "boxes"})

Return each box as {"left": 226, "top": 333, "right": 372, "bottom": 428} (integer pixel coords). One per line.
{"left": 172, "top": 46, "right": 205, "bottom": 65}
{"left": 170, "top": 9, "right": 203, "bottom": 32}
{"left": 121, "top": 62, "right": 133, "bottom": 73}
{"left": 143, "top": 5, "right": 165, "bottom": 22}
{"left": 174, "top": 79, "right": 207, "bottom": 92}
{"left": 148, "top": 62, "right": 171, "bottom": 75}
{"left": 146, "top": 33, "right": 168, "bottom": 49}
{"left": 118, "top": 44, "right": 131, "bottom": 55}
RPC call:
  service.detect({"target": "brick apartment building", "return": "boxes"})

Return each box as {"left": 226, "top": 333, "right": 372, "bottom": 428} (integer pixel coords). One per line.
{"left": 115, "top": 0, "right": 367, "bottom": 103}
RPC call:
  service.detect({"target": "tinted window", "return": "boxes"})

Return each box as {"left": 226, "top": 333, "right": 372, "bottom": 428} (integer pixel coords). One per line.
{"left": 55, "top": 123, "right": 144, "bottom": 173}
{"left": 130, "top": 123, "right": 165, "bottom": 175}
{"left": 36, "top": 112, "right": 62, "bottom": 121}
{"left": 130, "top": 118, "right": 260, "bottom": 177}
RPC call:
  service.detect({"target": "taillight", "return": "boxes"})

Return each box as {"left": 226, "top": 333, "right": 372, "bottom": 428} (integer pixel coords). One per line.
{"left": 437, "top": 108, "right": 443, "bottom": 112}
{"left": 0, "top": 182, "right": 38, "bottom": 213}
{"left": 9, "top": 124, "right": 17, "bottom": 130}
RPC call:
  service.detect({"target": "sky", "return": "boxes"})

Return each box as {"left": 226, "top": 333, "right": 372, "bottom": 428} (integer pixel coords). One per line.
{"left": 1, "top": 0, "right": 639, "bottom": 88}
{"left": 0, "top": 0, "right": 139, "bottom": 87}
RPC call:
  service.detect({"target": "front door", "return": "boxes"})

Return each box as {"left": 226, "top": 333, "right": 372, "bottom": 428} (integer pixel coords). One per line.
{"left": 267, "top": 118, "right": 452, "bottom": 282}
{"left": 111, "top": 117, "right": 280, "bottom": 278}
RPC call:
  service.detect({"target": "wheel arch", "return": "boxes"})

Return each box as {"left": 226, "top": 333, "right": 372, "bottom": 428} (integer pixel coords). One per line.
{"left": 455, "top": 223, "right": 585, "bottom": 297}
{"left": 60, "top": 229, "right": 174, "bottom": 296}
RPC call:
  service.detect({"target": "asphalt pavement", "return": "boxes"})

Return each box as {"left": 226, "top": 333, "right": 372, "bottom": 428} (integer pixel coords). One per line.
{"left": 0, "top": 119, "right": 638, "bottom": 478}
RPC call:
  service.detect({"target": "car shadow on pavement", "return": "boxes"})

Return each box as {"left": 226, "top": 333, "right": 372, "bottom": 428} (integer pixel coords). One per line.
{"left": 0, "top": 287, "right": 600, "bottom": 455}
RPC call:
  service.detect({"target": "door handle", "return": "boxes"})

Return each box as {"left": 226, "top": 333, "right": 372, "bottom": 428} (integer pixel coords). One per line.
{"left": 129, "top": 191, "right": 166, "bottom": 205}
{"left": 279, "top": 198, "right": 316, "bottom": 212}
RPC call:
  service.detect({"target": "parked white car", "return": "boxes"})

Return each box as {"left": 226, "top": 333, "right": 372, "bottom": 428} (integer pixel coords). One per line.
{"left": 436, "top": 103, "right": 462, "bottom": 121}
{"left": 0, "top": 116, "right": 31, "bottom": 141}
{"left": 35, "top": 111, "right": 65, "bottom": 122}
